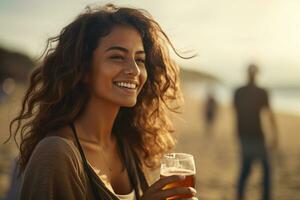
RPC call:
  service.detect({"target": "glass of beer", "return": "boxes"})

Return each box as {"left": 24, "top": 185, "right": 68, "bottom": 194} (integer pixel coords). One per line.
{"left": 160, "top": 153, "right": 196, "bottom": 199}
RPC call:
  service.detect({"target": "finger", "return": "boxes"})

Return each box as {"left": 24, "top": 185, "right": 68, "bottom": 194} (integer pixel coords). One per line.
{"left": 150, "top": 175, "right": 186, "bottom": 191}
{"left": 157, "top": 187, "right": 196, "bottom": 199}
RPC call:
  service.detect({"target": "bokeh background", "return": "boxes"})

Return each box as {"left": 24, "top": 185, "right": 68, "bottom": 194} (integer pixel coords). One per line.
{"left": 0, "top": 0, "right": 299, "bottom": 199}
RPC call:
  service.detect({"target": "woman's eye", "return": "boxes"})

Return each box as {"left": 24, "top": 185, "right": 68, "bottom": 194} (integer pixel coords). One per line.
{"left": 135, "top": 58, "right": 145, "bottom": 64}
{"left": 110, "top": 55, "right": 124, "bottom": 61}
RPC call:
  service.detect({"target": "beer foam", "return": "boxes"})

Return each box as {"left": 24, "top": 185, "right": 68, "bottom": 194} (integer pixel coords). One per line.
{"left": 160, "top": 167, "right": 195, "bottom": 176}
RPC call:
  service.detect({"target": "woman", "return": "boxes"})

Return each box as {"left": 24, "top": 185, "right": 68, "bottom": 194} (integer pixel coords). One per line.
{"left": 9, "top": 3, "right": 197, "bottom": 200}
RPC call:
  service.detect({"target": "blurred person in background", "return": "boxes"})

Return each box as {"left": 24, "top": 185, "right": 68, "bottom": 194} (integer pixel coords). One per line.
{"left": 203, "top": 89, "right": 218, "bottom": 136}
{"left": 6, "top": 4, "right": 197, "bottom": 200}
{"left": 233, "top": 63, "right": 279, "bottom": 200}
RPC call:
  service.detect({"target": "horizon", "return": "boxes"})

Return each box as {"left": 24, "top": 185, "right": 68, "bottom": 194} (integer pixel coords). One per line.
{"left": 1, "top": 0, "right": 299, "bottom": 87}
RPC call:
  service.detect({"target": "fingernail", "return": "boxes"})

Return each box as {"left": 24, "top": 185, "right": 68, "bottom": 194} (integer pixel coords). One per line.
{"left": 190, "top": 187, "right": 197, "bottom": 194}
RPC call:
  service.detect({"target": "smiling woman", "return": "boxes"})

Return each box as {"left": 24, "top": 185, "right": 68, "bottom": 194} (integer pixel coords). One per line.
{"left": 87, "top": 25, "right": 147, "bottom": 107}
{"left": 7, "top": 3, "right": 197, "bottom": 200}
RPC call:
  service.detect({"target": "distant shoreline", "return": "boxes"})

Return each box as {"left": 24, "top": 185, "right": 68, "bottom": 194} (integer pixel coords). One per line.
{"left": 183, "top": 82, "right": 300, "bottom": 117}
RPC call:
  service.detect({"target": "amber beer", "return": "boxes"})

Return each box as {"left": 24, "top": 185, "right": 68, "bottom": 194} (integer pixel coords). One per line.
{"left": 160, "top": 153, "right": 196, "bottom": 200}
{"left": 160, "top": 169, "right": 196, "bottom": 199}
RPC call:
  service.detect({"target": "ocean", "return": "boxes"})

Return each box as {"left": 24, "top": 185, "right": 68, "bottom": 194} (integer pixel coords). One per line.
{"left": 184, "top": 82, "right": 300, "bottom": 116}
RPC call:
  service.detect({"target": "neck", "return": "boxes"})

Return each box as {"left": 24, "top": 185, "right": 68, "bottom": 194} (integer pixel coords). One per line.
{"left": 247, "top": 76, "right": 256, "bottom": 86}
{"left": 74, "top": 96, "right": 120, "bottom": 147}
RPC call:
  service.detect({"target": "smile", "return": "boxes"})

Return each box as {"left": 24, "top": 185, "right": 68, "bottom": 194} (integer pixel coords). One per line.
{"left": 114, "top": 81, "right": 138, "bottom": 90}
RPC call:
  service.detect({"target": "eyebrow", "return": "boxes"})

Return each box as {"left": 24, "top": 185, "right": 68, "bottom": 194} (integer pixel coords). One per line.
{"left": 105, "top": 46, "right": 145, "bottom": 55}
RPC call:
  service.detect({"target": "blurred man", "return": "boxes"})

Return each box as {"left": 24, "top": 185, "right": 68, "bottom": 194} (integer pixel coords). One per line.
{"left": 234, "top": 64, "right": 278, "bottom": 200}
{"left": 203, "top": 89, "right": 218, "bottom": 136}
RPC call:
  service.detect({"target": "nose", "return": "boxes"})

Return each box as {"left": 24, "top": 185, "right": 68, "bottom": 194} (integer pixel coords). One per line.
{"left": 124, "top": 59, "right": 141, "bottom": 76}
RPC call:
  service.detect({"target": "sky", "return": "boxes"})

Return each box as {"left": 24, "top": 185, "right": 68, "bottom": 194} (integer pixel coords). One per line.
{"left": 0, "top": 0, "right": 300, "bottom": 87}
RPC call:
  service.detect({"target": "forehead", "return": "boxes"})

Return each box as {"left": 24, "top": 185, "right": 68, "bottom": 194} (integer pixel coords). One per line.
{"left": 97, "top": 25, "right": 144, "bottom": 51}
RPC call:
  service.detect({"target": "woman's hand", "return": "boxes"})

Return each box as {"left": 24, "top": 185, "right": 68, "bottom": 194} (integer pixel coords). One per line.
{"left": 141, "top": 175, "right": 197, "bottom": 200}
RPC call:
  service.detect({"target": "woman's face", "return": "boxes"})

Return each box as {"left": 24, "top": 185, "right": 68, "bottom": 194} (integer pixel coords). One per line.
{"left": 86, "top": 25, "right": 147, "bottom": 107}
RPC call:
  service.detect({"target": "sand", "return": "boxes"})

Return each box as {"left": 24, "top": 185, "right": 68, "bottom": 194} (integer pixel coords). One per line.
{"left": 0, "top": 87, "right": 299, "bottom": 200}
{"left": 171, "top": 91, "right": 300, "bottom": 200}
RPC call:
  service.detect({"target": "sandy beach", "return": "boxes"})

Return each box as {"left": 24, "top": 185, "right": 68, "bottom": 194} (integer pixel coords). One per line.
{"left": 171, "top": 90, "right": 300, "bottom": 200}
{"left": 0, "top": 86, "right": 300, "bottom": 199}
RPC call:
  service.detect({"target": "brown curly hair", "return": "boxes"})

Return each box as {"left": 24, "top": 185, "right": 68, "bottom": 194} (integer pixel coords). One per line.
{"left": 9, "top": 4, "right": 187, "bottom": 172}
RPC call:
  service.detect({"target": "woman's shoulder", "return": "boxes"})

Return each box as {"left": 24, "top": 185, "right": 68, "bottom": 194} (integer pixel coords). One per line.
{"left": 34, "top": 136, "right": 77, "bottom": 156}
{"left": 27, "top": 136, "right": 82, "bottom": 171}
{"left": 20, "top": 137, "right": 90, "bottom": 199}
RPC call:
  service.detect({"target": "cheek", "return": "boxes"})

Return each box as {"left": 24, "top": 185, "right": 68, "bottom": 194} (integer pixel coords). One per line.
{"left": 89, "top": 69, "right": 113, "bottom": 92}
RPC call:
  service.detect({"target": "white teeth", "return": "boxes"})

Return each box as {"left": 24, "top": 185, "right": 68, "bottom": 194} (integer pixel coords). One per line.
{"left": 116, "top": 82, "right": 137, "bottom": 89}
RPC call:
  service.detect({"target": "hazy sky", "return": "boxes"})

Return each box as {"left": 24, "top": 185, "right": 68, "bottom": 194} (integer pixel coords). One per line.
{"left": 0, "top": 0, "right": 299, "bottom": 86}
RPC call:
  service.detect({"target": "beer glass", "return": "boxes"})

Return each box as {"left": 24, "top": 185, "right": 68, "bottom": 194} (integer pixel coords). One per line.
{"left": 160, "top": 153, "right": 196, "bottom": 199}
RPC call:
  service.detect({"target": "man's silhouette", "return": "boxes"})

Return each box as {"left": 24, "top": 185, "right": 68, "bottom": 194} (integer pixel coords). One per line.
{"left": 234, "top": 64, "right": 278, "bottom": 200}
{"left": 203, "top": 90, "right": 218, "bottom": 135}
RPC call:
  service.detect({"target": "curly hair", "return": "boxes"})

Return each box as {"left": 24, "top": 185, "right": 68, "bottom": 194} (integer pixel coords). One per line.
{"left": 9, "top": 4, "right": 187, "bottom": 172}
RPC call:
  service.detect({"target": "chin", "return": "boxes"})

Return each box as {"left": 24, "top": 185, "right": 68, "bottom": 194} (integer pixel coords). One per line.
{"left": 118, "top": 98, "right": 137, "bottom": 107}
{"left": 122, "top": 101, "right": 137, "bottom": 107}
